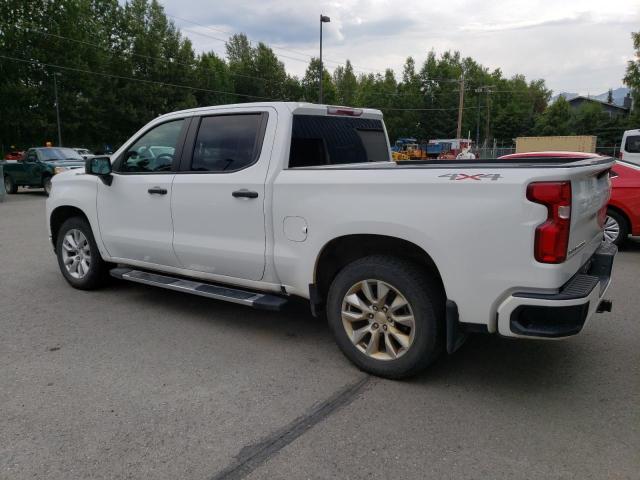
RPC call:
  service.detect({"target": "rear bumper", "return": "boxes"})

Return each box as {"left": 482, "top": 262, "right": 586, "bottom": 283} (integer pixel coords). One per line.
{"left": 496, "top": 243, "right": 616, "bottom": 339}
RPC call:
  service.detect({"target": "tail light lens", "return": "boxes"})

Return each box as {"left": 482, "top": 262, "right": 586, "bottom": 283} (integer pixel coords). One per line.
{"left": 527, "top": 181, "right": 572, "bottom": 263}
{"left": 597, "top": 205, "right": 607, "bottom": 228}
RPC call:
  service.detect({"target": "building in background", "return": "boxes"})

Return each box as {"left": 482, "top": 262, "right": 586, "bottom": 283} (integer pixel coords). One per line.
{"left": 567, "top": 94, "right": 632, "bottom": 118}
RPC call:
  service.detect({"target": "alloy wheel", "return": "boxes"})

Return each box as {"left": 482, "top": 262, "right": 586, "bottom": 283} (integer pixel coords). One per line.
{"left": 341, "top": 279, "right": 415, "bottom": 361}
{"left": 61, "top": 229, "right": 91, "bottom": 279}
{"left": 604, "top": 216, "right": 620, "bottom": 244}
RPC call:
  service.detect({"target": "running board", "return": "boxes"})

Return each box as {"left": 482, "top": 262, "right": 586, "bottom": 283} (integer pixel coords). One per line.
{"left": 110, "top": 268, "right": 288, "bottom": 311}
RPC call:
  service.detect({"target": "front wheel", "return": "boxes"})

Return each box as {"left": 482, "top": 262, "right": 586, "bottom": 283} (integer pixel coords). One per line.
{"left": 43, "top": 176, "right": 52, "bottom": 196}
{"left": 604, "top": 209, "right": 628, "bottom": 246}
{"left": 326, "top": 255, "right": 444, "bottom": 379}
{"left": 55, "top": 217, "right": 111, "bottom": 290}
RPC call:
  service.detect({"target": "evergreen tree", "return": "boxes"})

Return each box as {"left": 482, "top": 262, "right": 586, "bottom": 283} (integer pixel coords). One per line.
{"left": 624, "top": 31, "right": 640, "bottom": 123}
{"left": 534, "top": 97, "right": 572, "bottom": 136}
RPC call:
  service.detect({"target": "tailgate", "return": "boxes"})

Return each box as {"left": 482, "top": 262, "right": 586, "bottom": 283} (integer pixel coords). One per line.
{"left": 568, "top": 165, "right": 611, "bottom": 258}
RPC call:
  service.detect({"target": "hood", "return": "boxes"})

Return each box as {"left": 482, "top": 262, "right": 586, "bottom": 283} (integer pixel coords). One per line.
{"left": 47, "top": 159, "right": 85, "bottom": 168}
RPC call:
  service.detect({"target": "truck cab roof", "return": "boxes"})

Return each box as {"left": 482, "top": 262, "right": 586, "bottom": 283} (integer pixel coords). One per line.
{"left": 155, "top": 102, "right": 384, "bottom": 121}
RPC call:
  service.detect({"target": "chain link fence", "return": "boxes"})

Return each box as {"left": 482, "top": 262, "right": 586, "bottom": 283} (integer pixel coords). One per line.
{"left": 476, "top": 146, "right": 515, "bottom": 158}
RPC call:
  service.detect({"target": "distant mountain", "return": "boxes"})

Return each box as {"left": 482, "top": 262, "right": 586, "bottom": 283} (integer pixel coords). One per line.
{"left": 554, "top": 92, "right": 579, "bottom": 102}
{"left": 592, "top": 87, "right": 630, "bottom": 106}
{"left": 552, "top": 87, "right": 630, "bottom": 106}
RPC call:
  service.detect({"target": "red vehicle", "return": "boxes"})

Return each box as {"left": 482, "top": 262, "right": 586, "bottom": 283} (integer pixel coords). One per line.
{"left": 4, "top": 150, "right": 24, "bottom": 161}
{"left": 500, "top": 151, "right": 640, "bottom": 246}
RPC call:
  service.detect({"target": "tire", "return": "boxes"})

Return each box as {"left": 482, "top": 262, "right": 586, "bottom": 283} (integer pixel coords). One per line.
{"left": 55, "top": 217, "right": 111, "bottom": 290}
{"left": 326, "top": 255, "right": 444, "bottom": 379}
{"left": 604, "top": 209, "right": 628, "bottom": 247}
{"left": 42, "top": 176, "right": 52, "bottom": 196}
{"left": 4, "top": 175, "right": 17, "bottom": 194}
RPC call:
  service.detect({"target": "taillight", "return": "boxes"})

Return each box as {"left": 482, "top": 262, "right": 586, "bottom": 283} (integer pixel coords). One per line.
{"left": 527, "top": 181, "right": 572, "bottom": 263}
{"left": 597, "top": 205, "right": 607, "bottom": 228}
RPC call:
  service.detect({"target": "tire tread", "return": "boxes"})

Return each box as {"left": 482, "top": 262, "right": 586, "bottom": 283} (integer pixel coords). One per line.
{"left": 326, "top": 255, "right": 444, "bottom": 379}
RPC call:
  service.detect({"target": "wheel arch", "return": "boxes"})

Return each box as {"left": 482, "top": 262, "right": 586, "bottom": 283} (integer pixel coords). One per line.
{"left": 607, "top": 204, "right": 631, "bottom": 232}
{"left": 50, "top": 205, "right": 90, "bottom": 251}
{"left": 313, "top": 234, "right": 446, "bottom": 306}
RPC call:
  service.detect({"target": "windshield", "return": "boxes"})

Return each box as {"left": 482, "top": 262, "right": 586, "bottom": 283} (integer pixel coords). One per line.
{"left": 39, "top": 147, "right": 84, "bottom": 161}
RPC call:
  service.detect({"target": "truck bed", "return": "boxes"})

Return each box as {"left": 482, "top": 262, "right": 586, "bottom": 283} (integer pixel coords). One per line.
{"left": 293, "top": 155, "right": 613, "bottom": 170}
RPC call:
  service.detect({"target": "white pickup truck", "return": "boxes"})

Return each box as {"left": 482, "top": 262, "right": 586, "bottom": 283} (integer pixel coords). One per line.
{"left": 46, "top": 102, "right": 616, "bottom": 378}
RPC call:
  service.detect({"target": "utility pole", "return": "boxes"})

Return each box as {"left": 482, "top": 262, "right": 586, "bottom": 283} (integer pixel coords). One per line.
{"left": 319, "top": 14, "right": 331, "bottom": 104}
{"left": 485, "top": 87, "right": 492, "bottom": 147}
{"left": 475, "top": 87, "right": 482, "bottom": 147}
{"left": 456, "top": 74, "right": 465, "bottom": 139}
{"left": 53, "top": 72, "right": 62, "bottom": 146}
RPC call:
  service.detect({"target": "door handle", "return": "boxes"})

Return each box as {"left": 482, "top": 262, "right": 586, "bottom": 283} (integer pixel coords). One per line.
{"left": 232, "top": 189, "right": 259, "bottom": 199}
{"left": 148, "top": 187, "right": 167, "bottom": 195}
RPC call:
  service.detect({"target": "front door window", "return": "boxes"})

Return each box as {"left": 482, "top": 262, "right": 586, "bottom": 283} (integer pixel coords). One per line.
{"left": 118, "top": 120, "right": 185, "bottom": 173}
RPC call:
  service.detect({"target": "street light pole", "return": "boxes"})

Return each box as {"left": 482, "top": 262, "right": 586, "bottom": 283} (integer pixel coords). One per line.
{"left": 53, "top": 72, "right": 62, "bottom": 146}
{"left": 319, "top": 14, "right": 330, "bottom": 104}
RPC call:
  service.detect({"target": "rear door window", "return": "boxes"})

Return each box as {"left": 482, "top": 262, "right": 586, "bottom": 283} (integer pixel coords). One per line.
{"left": 288, "top": 115, "right": 389, "bottom": 168}
{"left": 189, "top": 114, "right": 266, "bottom": 172}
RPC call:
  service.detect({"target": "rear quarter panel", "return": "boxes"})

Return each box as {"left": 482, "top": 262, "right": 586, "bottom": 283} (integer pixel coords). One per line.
{"left": 272, "top": 163, "right": 611, "bottom": 331}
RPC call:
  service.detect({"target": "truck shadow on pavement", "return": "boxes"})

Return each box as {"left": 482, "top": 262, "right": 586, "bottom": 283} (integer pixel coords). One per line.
{"left": 106, "top": 281, "right": 587, "bottom": 392}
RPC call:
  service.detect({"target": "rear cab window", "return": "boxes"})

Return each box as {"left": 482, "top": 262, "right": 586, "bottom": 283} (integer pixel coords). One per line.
{"left": 288, "top": 115, "right": 389, "bottom": 168}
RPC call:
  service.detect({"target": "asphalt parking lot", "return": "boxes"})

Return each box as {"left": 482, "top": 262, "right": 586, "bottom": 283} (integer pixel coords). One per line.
{"left": 1, "top": 190, "right": 639, "bottom": 480}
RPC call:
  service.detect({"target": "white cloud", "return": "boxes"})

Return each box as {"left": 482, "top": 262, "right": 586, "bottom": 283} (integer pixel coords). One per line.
{"left": 161, "top": 0, "right": 640, "bottom": 95}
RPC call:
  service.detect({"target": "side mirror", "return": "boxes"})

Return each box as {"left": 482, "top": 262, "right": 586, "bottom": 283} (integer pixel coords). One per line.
{"left": 85, "top": 156, "right": 113, "bottom": 185}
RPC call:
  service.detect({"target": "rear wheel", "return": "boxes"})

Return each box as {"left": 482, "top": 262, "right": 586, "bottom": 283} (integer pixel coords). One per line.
{"left": 55, "top": 217, "right": 111, "bottom": 290}
{"left": 604, "top": 209, "right": 628, "bottom": 246}
{"left": 4, "top": 175, "right": 17, "bottom": 194}
{"left": 326, "top": 255, "right": 444, "bottom": 379}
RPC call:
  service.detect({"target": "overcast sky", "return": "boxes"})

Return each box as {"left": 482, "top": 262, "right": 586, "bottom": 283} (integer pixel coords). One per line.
{"left": 160, "top": 0, "right": 639, "bottom": 96}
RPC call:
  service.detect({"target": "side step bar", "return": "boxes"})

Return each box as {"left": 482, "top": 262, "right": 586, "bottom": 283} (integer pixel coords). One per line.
{"left": 110, "top": 268, "right": 289, "bottom": 311}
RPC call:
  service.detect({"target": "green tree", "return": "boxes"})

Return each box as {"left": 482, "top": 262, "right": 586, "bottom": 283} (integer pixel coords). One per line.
{"left": 534, "top": 96, "right": 572, "bottom": 135}
{"left": 333, "top": 60, "right": 358, "bottom": 106}
{"left": 194, "top": 52, "right": 235, "bottom": 106}
{"left": 571, "top": 102, "right": 607, "bottom": 134}
{"left": 302, "top": 58, "right": 337, "bottom": 104}
{"left": 624, "top": 31, "right": 640, "bottom": 123}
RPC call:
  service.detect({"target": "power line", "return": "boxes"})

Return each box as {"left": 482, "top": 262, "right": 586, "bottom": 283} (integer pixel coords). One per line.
{"left": 379, "top": 106, "right": 482, "bottom": 111}
{"left": 0, "top": 54, "right": 278, "bottom": 101}
{"left": 23, "top": 28, "right": 284, "bottom": 86}
{"left": 0, "top": 54, "right": 489, "bottom": 114}
{"left": 22, "top": 27, "right": 483, "bottom": 92}
{"left": 165, "top": 11, "right": 382, "bottom": 74}
{"left": 165, "top": 12, "right": 480, "bottom": 82}
{"left": 178, "top": 26, "right": 315, "bottom": 65}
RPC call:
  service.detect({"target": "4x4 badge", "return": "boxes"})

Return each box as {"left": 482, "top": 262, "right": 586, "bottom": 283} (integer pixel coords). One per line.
{"left": 438, "top": 173, "right": 503, "bottom": 181}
